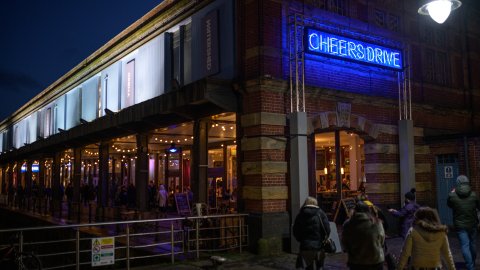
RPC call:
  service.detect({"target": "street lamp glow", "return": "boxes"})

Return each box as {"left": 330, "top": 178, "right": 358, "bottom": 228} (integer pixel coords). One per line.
{"left": 418, "top": 0, "right": 462, "bottom": 24}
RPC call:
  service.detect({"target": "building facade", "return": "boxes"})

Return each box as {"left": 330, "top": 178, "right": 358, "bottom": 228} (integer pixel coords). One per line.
{"left": 0, "top": 0, "right": 479, "bottom": 252}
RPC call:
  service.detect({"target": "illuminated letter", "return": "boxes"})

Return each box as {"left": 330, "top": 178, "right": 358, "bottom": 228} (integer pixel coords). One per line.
{"left": 356, "top": 44, "right": 365, "bottom": 59}
{"left": 366, "top": 47, "right": 375, "bottom": 62}
{"left": 309, "top": 33, "right": 319, "bottom": 51}
{"left": 329, "top": 37, "right": 338, "bottom": 55}
{"left": 393, "top": 52, "right": 401, "bottom": 68}
{"left": 338, "top": 40, "right": 347, "bottom": 56}
{"left": 319, "top": 34, "right": 329, "bottom": 52}
{"left": 385, "top": 50, "right": 393, "bottom": 66}
{"left": 375, "top": 48, "right": 383, "bottom": 63}
{"left": 348, "top": 42, "right": 357, "bottom": 59}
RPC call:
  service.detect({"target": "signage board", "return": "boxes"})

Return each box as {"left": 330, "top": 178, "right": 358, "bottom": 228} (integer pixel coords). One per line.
{"left": 305, "top": 28, "right": 403, "bottom": 70}
{"left": 202, "top": 9, "right": 220, "bottom": 76}
{"left": 174, "top": 193, "right": 191, "bottom": 216}
{"left": 92, "top": 237, "right": 115, "bottom": 266}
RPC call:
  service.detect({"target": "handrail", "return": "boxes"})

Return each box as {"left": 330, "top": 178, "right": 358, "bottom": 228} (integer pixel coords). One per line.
{"left": 0, "top": 213, "right": 249, "bottom": 233}
{"left": 0, "top": 213, "right": 249, "bottom": 270}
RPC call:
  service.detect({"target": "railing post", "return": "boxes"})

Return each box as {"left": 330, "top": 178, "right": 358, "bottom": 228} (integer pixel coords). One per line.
{"left": 19, "top": 231, "right": 24, "bottom": 253}
{"left": 170, "top": 222, "right": 174, "bottom": 264}
{"left": 239, "top": 217, "right": 242, "bottom": 253}
{"left": 196, "top": 218, "right": 200, "bottom": 260}
{"left": 76, "top": 228, "right": 80, "bottom": 270}
{"left": 19, "top": 231, "right": 24, "bottom": 267}
{"left": 126, "top": 224, "right": 130, "bottom": 270}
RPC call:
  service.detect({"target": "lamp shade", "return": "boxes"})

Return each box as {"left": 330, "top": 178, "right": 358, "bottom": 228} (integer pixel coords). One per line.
{"left": 418, "top": 0, "right": 462, "bottom": 24}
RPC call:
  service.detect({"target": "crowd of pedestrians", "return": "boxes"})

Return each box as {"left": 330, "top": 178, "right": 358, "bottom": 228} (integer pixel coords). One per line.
{"left": 294, "top": 174, "right": 479, "bottom": 270}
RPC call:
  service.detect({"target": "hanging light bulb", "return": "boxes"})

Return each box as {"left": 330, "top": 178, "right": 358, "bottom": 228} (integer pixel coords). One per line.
{"left": 418, "top": 0, "right": 462, "bottom": 24}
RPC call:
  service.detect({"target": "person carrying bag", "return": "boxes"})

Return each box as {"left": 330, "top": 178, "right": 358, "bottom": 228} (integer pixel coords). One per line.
{"left": 293, "top": 196, "right": 331, "bottom": 270}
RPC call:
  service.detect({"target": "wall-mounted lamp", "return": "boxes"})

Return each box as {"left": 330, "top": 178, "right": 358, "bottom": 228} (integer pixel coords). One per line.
{"left": 418, "top": 0, "right": 462, "bottom": 24}
{"left": 341, "top": 167, "right": 345, "bottom": 175}
{"left": 324, "top": 167, "right": 328, "bottom": 174}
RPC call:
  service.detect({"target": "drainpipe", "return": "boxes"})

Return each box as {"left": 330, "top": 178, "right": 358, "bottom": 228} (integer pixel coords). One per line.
{"left": 464, "top": 136, "right": 470, "bottom": 179}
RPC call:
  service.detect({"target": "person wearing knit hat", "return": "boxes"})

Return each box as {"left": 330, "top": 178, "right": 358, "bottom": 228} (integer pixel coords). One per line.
{"left": 447, "top": 175, "right": 480, "bottom": 270}
{"left": 388, "top": 188, "right": 420, "bottom": 239}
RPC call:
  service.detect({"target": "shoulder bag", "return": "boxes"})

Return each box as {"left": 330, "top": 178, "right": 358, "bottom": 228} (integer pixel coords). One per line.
{"left": 318, "top": 215, "right": 336, "bottom": 253}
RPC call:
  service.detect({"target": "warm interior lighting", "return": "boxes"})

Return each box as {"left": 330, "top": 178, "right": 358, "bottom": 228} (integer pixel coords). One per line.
{"left": 341, "top": 167, "right": 345, "bottom": 175}
{"left": 324, "top": 167, "right": 328, "bottom": 174}
{"left": 418, "top": 0, "right": 462, "bottom": 24}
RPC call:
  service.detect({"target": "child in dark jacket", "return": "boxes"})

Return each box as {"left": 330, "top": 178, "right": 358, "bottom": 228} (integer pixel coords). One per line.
{"left": 388, "top": 188, "right": 420, "bottom": 239}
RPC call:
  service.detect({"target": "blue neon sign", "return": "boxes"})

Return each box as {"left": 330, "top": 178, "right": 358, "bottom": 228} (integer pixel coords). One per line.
{"left": 305, "top": 28, "right": 403, "bottom": 70}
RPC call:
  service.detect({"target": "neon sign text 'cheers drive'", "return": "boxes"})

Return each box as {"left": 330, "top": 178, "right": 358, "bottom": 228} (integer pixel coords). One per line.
{"left": 306, "top": 28, "right": 402, "bottom": 70}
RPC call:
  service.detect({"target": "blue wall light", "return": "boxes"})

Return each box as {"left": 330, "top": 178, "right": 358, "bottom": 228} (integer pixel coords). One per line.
{"left": 168, "top": 143, "right": 178, "bottom": 153}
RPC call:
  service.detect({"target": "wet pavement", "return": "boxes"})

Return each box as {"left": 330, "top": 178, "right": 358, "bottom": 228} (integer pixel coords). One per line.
{"left": 130, "top": 233, "right": 479, "bottom": 269}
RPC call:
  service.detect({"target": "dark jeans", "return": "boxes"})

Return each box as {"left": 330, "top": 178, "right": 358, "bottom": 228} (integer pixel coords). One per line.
{"left": 457, "top": 227, "right": 477, "bottom": 270}
{"left": 296, "top": 250, "right": 325, "bottom": 270}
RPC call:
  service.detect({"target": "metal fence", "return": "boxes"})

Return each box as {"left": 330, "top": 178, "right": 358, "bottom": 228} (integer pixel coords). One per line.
{"left": 0, "top": 213, "right": 248, "bottom": 270}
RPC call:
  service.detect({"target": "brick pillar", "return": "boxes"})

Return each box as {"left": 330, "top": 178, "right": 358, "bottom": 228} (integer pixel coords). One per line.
{"left": 240, "top": 83, "right": 290, "bottom": 254}
{"left": 239, "top": 0, "right": 288, "bottom": 253}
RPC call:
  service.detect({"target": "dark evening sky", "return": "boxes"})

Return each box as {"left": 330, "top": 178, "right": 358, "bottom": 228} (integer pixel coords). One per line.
{"left": 0, "top": 0, "right": 162, "bottom": 121}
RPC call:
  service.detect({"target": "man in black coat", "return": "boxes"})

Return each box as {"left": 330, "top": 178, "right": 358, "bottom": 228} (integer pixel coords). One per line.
{"left": 447, "top": 175, "right": 480, "bottom": 270}
{"left": 293, "top": 196, "right": 331, "bottom": 270}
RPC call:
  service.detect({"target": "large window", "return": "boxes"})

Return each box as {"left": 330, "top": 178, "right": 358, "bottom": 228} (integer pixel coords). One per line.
{"left": 314, "top": 131, "right": 364, "bottom": 193}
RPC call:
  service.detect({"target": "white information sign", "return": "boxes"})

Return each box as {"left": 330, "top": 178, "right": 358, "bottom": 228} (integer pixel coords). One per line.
{"left": 444, "top": 166, "right": 453, "bottom": 179}
{"left": 92, "top": 237, "right": 115, "bottom": 266}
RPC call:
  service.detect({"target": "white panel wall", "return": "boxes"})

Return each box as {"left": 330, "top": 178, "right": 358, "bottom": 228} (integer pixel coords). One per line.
{"left": 136, "top": 35, "right": 165, "bottom": 103}
{"left": 121, "top": 51, "right": 137, "bottom": 109}
{"left": 0, "top": 133, "right": 3, "bottom": 153}
{"left": 13, "top": 121, "right": 26, "bottom": 149}
{"left": 54, "top": 96, "right": 66, "bottom": 134}
{"left": 26, "top": 113, "right": 37, "bottom": 144}
{"left": 101, "top": 62, "right": 121, "bottom": 114}
{"left": 81, "top": 75, "right": 100, "bottom": 122}
{"left": 66, "top": 88, "right": 81, "bottom": 130}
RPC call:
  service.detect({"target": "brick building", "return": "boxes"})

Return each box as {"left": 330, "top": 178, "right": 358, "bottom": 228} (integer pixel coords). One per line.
{"left": 0, "top": 0, "right": 479, "bottom": 253}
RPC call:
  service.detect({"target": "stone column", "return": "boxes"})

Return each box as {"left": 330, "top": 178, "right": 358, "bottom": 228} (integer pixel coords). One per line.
{"left": 191, "top": 119, "right": 209, "bottom": 204}
{"left": 289, "top": 112, "right": 309, "bottom": 253}
{"left": 73, "top": 147, "right": 82, "bottom": 222}
{"left": 135, "top": 134, "right": 149, "bottom": 212}
{"left": 52, "top": 151, "right": 62, "bottom": 217}
{"left": 399, "top": 119, "right": 415, "bottom": 205}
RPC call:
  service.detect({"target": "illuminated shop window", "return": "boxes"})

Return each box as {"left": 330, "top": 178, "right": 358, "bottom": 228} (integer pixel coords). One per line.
{"left": 314, "top": 131, "right": 364, "bottom": 193}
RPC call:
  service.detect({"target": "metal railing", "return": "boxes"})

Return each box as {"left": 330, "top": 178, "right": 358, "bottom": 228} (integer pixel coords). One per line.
{"left": 0, "top": 213, "right": 249, "bottom": 270}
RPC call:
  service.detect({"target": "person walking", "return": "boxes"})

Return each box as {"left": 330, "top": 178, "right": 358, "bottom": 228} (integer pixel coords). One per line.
{"left": 447, "top": 175, "right": 480, "bottom": 270}
{"left": 293, "top": 196, "right": 331, "bottom": 270}
{"left": 342, "top": 201, "right": 385, "bottom": 270}
{"left": 388, "top": 188, "right": 420, "bottom": 239}
{"left": 397, "top": 206, "right": 455, "bottom": 269}
{"left": 157, "top": 185, "right": 168, "bottom": 218}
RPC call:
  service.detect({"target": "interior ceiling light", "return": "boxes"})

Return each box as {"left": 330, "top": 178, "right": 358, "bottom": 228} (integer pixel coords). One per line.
{"left": 418, "top": 0, "right": 462, "bottom": 24}
{"left": 168, "top": 143, "right": 178, "bottom": 153}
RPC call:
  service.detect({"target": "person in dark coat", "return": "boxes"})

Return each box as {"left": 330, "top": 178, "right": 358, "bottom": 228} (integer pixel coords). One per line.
{"left": 342, "top": 201, "right": 385, "bottom": 270}
{"left": 388, "top": 188, "right": 420, "bottom": 238}
{"left": 293, "top": 196, "right": 331, "bottom": 270}
{"left": 447, "top": 175, "right": 480, "bottom": 270}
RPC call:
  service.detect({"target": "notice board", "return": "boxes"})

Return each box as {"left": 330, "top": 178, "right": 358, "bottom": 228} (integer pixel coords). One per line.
{"left": 333, "top": 198, "right": 356, "bottom": 223}
{"left": 174, "top": 193, "right": 191, "bottom": 216}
